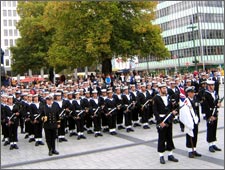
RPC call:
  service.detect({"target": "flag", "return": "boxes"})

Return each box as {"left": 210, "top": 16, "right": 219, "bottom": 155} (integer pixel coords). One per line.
{"left": 179, "top": 87, "right": 186, "bottom": 102}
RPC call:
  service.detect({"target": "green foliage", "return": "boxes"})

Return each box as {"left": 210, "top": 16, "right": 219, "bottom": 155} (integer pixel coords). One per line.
{"left": 11, "top": 1, "right": 169, "bottom": 74}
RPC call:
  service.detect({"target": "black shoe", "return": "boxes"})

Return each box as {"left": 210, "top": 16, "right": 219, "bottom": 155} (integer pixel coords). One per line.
{"left": 188, "top": 152, "right": 195, "bottom": 158}
{"left": 193, "top": 151, "right": 202, "bottom": 157}
{"left": 126, "top": 128, "right": 130, "bottom": 133}
{"left": 69, "top": 132, "right": 77, "bottom": 137}
{"left": 129, "top": 128, "right": 134, "bottom": 132}
{"left": 213, "top": 145, "right": 222, "bottom": 151}
{"left": 2, "top": 138, "right": 5, "bottom": 142}
{"left": 203, "top": 116, "right": 206, "bottom": 120}
{"left": 143, "top": 125, "right": 150, "bottom": 129}
{"left": 118, "top": 125, "right": 125, "bottom": 130}
{"left": 3, "top": 141, "right": 10, "bottom": 146}
{"left": 81, "top": 135, "right": 86, "bottom": 139}
{"left": 62, "top": 138, "right": 68, "bottom": 142}
{"left": 24, "top": 134, "right": 29, "bottom": 139}
{"left": 209, "top": 146, "right": 215, "bottom": 152}
{"left": 134, "top": 123, "right": 141, "bottom": 127}
{"left": 168, "top": 155, "right": 179, "bottom": 162}
{"left": 98, "top": 133, "right": 103, "bottom": 136}
{"left": 173, "top": 119, "right": 179, "bottom": 124}
{"left": 87, "top": 130, "right": 94, "bottom": 134}
{"left": 35, "top": 141, "right": 39, "bottom": 146}
{"left": 21, "top": 130, "right": 25, "bottom": 134}
{"left": 77, "top": 136, "right": 81, "bottom": 140}
{"left": 9, "top": 145, "right": 14, "bottom": 150}
{"left": 103, "top": 128, "right": 109, "bottom": 132}
{"left": 110, "top": 132, "right": 117, "bottom": 135}
{"left": 181, "top": 128, "right": 184, "bottom": 132}
{"left": 49, "top": 150, "right": 53, "bottom": 156}
{"left": 58, "top": 138, "right": 63, "bottom": 142}
{"left": 149, "top": 120, "right": 156, "bottom": 125}
{"left": 52, "top": 150, "right": 59, "bottom": 155}
{"left": 94, "top": 134, "right": 98, "bottom": 137}
{"left": 14, "top": 144, "right": 19, "bottom": 149}
{"left": 160, "top": 156, "right": 165, "bottom": 164}
{"left": 29, "top": 138, "right": 35, "bottom": 143}
{"left": 39, "top": 141, "right": 45, "bottom": 145}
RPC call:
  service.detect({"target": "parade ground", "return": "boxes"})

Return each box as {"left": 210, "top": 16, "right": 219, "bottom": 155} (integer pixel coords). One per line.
{"left": 1, "top": 85, "right": 224, "bottom": 169}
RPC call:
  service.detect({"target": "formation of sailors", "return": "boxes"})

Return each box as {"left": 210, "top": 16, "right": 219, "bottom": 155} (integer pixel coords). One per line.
{"left": 1, "top": 71, "right": 222, "bottom": 160}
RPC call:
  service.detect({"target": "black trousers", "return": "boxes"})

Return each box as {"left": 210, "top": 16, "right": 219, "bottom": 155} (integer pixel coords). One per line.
{"left": 2, "top": 122, "right": 9, "bottom": 138}
{"left": 8, "top": 124, "right": 18, "bottom": 142}
{"left": 140, "top": 107, "right": 149, "bottom": 124}
{"left": 76, "top": 118, "right": 84, "bottom": 133}
{"left": 58, "top": 119, "right": 66, "bottom": 136}
{"left": 34, "top": 122, "right": 43, "bottom": 138}
{"left": 107, "top": 114, "right": 117, "bottom": 129}
{"left": 124, "top": 111, "right": 132, "bottom": 127}
{"left": 117, "top": 109, "right": 124, "bottom": 125}
{"left": 19, "top": 116, "right": 24, "bottom": 131}
{"left": 85, "top": 114, "right": 93, "bottom": 128}
{"left": 157, "top": 123, "right": 175, "bottom": 153}
{"left": 132, "top": 107, "right": 139, "bottom": 121}
{"left": 93, "top": 116, "right": 102, "bottom": 131}
{"left": 207, "top": 119, "right": 218, "bottom": 143}
{"left": 68, "top": 117, "right": 76, "bottom": 130}
{"left": 186, "top": 124, "right": 198, "bottom": 148}
{"left": 44, "top": 128, "right": 56, "bottom": 151}
{"left": 101, "top": 113, "right": 108, "bottom": 127}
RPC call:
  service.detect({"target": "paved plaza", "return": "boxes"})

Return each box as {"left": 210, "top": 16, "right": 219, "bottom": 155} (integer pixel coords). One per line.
{"left": 1, "top": 85, "right": 224, "bottom": 169}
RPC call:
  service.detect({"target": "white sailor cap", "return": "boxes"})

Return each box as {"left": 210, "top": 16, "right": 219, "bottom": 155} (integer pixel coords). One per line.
{"left": 123, "top": 86, "right": 128, "bottom": 90}
{"left": 207, "top": 79, "right": 215, "bottom": 85}
{"left": 45, "top": 95, "right": 53, "bottom": 100}
{"left": 101, "top": 89, "right": 107, "bottom": 93}
{"left": 28, "top": 94, "right": 33, "bottom": 97}
{"left": 67, "top": 91, "right": 74, "bottom": 95}
{"left": 7, "top": 95, "right": 14, "bottom": 99}
{"left": 141, "top": 83, "right": 146, "bottom": 87}
{"left": 186, "top": 79, "right": 191, "bottom": 83}
{"left": 33, "top": 94, "right": 38, "bottom": 98}
{"left": 54, "top": 92, "right": 61, "bottom": 96}
{"left": 185, "top": 86, "right": 195, "bottom": 93}
{"left": 92, "top": 90, "right": 98, "bottom": 94}
{"left": 157, "top": 82, "right": 167, "bottom": 88}
{"left": 107, "top": 89, "right": 113, "bottom": 93}
{"left": 115, "top": 86, "right": 121, "bottom": 90}
{"left": 85, "top": 91, "right": 90, "bottom": 94}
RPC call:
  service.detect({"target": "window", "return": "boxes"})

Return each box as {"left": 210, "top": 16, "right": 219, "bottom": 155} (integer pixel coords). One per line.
{"left": 2, "top": 1, "right": 6, "bottom": 7}
{"left": 12, "top": 1, "right": 17, "bottom": 7}
{"left": 3, "top": 20, "right": 7, "bottom": 26}
{"left": 14, "top": 29, "right": 18, "bottom": 36}
{"left": 8, "top": 10, "right": 12, "bottom": 16}
{"left": 10, "top": 39, "right": 13, "bottom": 46}
{"left": 13, "top": 20, "right": 17, "bottom": 26}
{"left": 4, "top": 39, "right": 8, "bottom": 46}
{"left": 4, "top": 30, "right": 8, "bottom": 36}
{"left": 7, "top": 1, "right": 11, "bottom": 7}
{"left": 4, "top": 49, "right": 9, "bottom": 56}
{"left": 9, "top": 20, "right": 12, "bottom": 26}
{"left": 13, "top": 10, "right": 17, "bottom": 17}
{"left": 3, "top": 10, "right": 7, "bottom": 16}
{"left": 9, "top": 29, "right": 13, "bottom": 36}
{"left": 5, "top": 59, "right": 10, "bottom": 66}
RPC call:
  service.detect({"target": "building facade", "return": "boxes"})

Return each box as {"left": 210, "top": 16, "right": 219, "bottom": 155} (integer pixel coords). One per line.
{"left": 1, "top": 1, "right": 20, "bottom": 74}
{"left": 136, "top": 1, "right": 224, "bottom": 73}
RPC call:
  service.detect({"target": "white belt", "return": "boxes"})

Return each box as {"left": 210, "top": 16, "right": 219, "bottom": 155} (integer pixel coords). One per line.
{"left": 159, "top": 114, "right": 165, "bottom": 118}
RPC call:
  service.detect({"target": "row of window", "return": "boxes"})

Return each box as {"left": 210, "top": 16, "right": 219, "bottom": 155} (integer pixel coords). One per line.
{"left": 4, "top": 39, "right": 17, "bottom": 47}
{"left": 3, "top": 19, "right": 18, "bottom": 27}
{"left": 159, "top": 13, "right": 224, "bottom": 31}
{"left": 170, "top": 46, "right": 224, "bottom": 58}
{"left": 3, "top": 29, "right": 19, "bottom": 37}
{"left": 2, "top": 10, "right": 18, "bottom": 17}
{"left": 164, "top": 29, "right": 224, "bottom": 45}
{"left": 2, "top": 1, "right": 17, "bottom": 7}
{"left": 156, "top": 1, "right": 223, "bottom": 18}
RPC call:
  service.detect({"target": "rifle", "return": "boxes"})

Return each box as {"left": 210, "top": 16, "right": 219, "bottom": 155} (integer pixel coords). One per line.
{"left": 73, "top": 110, "right": 85, "bottom": 119}
{"left": 8, "top": 113, "right": 16, "bottom": 121}
{"left": 208, "top": 96, "right": 224, "bottom": 124}
{"left": 124, "top": 101, "right": 136, "bottom": 113}
{"left": 59, "top": 109, "right": 66, "bottom": 118}
{"left": 92, "top": 107, "right": 100, "bottom": 117}
{"left": 106, "top": 107, "right": 117, "bottom": 116}
{"left": 141, "top": 99, "right": 151, "bottom": 109}
{"left": 34, "top": 113, "right": 41, "bottom": 120}
{"left": 157, "top": 104, "right": 185, "bottom": 130}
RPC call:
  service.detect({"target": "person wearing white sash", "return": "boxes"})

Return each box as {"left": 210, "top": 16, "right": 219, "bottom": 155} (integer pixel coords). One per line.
{"left": 180, "top": 86, "right": 202, "bottom": 158}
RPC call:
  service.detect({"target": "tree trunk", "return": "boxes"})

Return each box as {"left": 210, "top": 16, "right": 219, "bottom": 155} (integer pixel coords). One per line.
{"left": 101, "top": 58, "right": 112, "bottom": 74}
{"left": 49, "top": 67, "right": 54, "bottom": 83}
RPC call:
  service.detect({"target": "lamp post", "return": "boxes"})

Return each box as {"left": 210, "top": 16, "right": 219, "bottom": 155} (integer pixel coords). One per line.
{"left": 187, "top": 25, "right": 198, "bottom": 71}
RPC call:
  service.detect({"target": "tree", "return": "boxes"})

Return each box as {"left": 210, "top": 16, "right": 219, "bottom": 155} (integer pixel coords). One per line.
{"left": 43, "top": 1, "right": 169, "bottom": 74}
{"left": 10, "top": 2, "right": 54, "bottom": 80}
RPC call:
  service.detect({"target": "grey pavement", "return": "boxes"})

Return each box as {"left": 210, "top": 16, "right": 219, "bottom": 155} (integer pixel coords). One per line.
{"left": 1, "top": 85, "right": 224, "bottom": 169}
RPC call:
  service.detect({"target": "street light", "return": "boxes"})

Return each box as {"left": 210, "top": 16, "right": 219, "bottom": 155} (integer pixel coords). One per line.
{"left": 187, "top": 25, "right": 198, "bottom": 71}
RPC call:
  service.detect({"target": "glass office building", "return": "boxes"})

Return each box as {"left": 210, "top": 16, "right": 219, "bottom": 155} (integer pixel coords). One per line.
{"left": 136, "top": 1, "right": 224, "bottom": 73}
